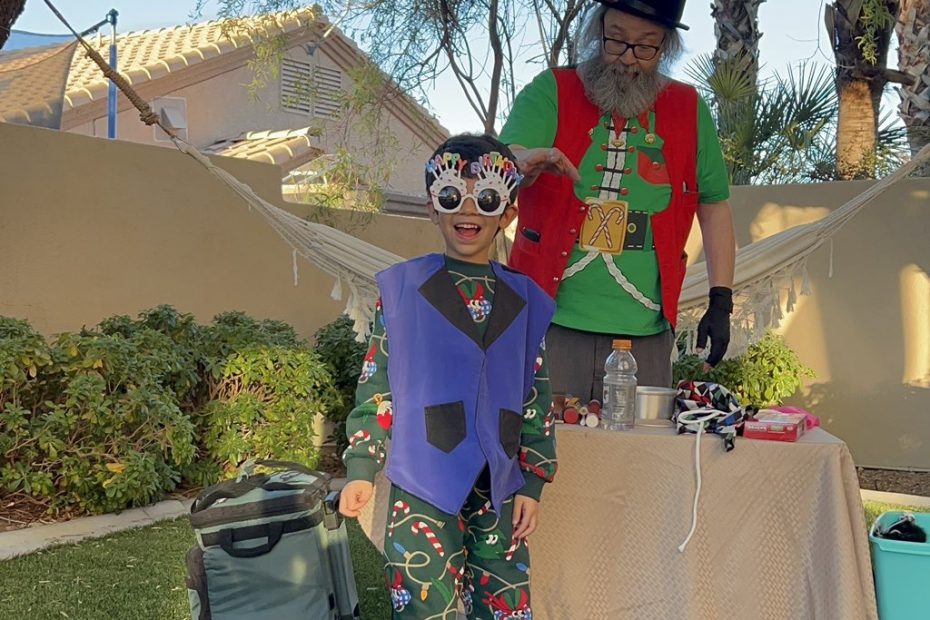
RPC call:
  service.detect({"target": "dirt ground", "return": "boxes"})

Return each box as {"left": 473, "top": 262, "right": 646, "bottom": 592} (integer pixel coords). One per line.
{"left": 857, "top": 467, "right": 930, "bottom": 498}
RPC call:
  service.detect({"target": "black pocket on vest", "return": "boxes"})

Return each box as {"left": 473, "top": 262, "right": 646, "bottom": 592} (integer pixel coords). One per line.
{"left": 424, "top": 401, "right": 467, "bottom": 453}
{"left": 499, "top": 408, "right": 523, "bottom": 459}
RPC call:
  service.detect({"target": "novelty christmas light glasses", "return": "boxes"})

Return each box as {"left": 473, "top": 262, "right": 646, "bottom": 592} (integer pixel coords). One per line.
{"left": 426, "top": 151, "right": 524, "bottom": 217}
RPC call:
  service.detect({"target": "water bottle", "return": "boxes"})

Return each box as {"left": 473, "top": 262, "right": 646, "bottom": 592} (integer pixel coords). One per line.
{"left": 602, "top": 339, "right": 637, "bottom": 431}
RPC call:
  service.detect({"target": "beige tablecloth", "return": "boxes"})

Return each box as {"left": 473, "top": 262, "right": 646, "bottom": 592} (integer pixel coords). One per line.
{"left": 359, "top": 425, "right": 878, "bottom": 620}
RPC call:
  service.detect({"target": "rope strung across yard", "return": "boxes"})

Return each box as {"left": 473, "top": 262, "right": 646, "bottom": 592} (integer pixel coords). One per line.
{"left": 43, "top": 0, "right": 162, "bottom": 129}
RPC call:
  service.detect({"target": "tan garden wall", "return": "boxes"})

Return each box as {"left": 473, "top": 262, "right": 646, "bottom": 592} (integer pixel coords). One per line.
{"left": 1, "top": 121, "right": 928, "bottom": 469}
{"left": 726, "top": 179, "right": 930, "bottom": 470}
{"left": 0, "top": 122, "right": 440, "bottom": 343}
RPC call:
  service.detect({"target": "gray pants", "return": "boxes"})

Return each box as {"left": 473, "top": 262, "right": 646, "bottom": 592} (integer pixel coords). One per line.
{"left": 546, "top": 323, "right": 675, "bottom": 402}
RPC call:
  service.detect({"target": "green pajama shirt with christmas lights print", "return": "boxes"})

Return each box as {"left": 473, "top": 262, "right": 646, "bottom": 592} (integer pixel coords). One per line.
{"left": 343, "top": 256, "right": 556, "bottom": 620}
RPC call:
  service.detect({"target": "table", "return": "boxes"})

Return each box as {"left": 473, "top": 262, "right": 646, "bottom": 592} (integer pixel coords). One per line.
{"left": 358, "top": 425, "right": 878, "bottom": 620}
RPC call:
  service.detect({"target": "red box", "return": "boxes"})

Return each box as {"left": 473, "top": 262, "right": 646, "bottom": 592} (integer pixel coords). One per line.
{"left": 744, "top": 411, "right": 807, "bottom": 442}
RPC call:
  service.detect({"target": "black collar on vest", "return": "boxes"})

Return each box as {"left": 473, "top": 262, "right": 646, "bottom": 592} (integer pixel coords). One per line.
{"left": 418, "top": 263, "right": 526, "bottom": 351}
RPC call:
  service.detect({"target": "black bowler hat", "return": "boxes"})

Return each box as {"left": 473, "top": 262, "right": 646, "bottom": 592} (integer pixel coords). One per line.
{"left": 595, "top": 0, "right": 690, "bottom": 31}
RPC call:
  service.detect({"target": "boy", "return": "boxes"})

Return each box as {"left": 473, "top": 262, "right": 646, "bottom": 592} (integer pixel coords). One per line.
{"left": 339, "top": 134, "right": 557, "bottom": 619}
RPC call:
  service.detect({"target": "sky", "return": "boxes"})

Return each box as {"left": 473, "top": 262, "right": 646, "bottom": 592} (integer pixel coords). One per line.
{"left": 14, "top": 0, "right": 900, "bottom": 134}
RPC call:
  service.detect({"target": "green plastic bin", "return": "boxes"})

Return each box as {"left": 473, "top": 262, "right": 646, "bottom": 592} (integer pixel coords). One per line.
{"left": 869, "top": 511, "right": 930, "bottom": 620}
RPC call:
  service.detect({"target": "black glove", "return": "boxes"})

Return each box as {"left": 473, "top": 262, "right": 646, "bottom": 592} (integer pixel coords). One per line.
{"left": 696, "top": 287, "right": 733, "bottom": 368}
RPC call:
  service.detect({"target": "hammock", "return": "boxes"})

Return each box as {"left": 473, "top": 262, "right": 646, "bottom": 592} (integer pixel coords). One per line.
{"left": 43, "top": 0, "right": 930, "bottom": 351}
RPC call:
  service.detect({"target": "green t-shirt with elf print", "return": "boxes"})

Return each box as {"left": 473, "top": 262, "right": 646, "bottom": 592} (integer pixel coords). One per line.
{"left": 500, "top": 69, "right": 730, "bottom": 335}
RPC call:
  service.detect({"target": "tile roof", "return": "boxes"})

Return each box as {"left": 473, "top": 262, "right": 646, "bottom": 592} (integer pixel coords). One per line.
{"left": 0, "top": 8, "right": 447, "bottom": 145}
{"left": 0, "top": 9, "right": 317, "bottom": 112}
{"left": 66, "top": 9, "right": 317, "bottom": 110}
{"left": 202, "top": 127, "right": 322, "bottom": 169}
{"left": 0, "top": 41, "right": 77, "bottom": 127}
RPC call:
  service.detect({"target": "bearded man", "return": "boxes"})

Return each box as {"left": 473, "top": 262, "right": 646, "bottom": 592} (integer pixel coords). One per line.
{"left": 500, "top": 0, "right": 736, "bottom": 401}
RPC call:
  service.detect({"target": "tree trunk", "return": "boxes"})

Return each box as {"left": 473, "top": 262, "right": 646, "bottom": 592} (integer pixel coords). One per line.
{"left": 897, "top": 0, "right": 930, "bottom": 175}
{"left": 837, "top": 77, "right": 885, "bottom": 178}
{"left": 826, "top": 0, "right": 901, "bottom": 180}
{"left": 711, "top": 0, "right": 766, "bottom": 88}
{"left": 0, "top": 0, "right": 27, "bottom": 51}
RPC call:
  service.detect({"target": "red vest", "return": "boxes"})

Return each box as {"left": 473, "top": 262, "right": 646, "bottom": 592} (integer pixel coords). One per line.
{"left": 508, "top": 68, "right": 699, "bottom": 329}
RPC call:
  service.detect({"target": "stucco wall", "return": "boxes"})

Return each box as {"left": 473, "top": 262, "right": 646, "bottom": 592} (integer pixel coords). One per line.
{"left": 0, "top": 122, "right": 440, "bottom": 342}
{"left": 1, "top": 121, "right": 928, "bottom": 469}
{"left": 726, "top": 180, "right": 930, "bottom": 469}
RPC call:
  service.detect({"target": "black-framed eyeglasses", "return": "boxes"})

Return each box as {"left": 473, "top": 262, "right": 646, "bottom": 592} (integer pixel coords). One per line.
{"left": 602, "top": 37, "right": 662, "bottom": 60}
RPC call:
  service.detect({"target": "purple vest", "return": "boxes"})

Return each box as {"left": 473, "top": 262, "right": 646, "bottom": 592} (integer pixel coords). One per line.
{"left": 377, "top": 254, "right": 555, "bottom": 515}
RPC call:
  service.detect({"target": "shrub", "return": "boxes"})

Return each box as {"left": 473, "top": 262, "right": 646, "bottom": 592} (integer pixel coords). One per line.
{"left": 1, "top": 327, "right": 196, "bottom": 514}
{"left": 0, "top": 317, "right": 53, "bottom": 412}
{"left": 313, "top": 315, "right": 367, "bottom": 453}
{"left": 673, "top": 331, "right": 814, "bottom": 407}
{"left": 202, "top": 346, "right": 342, "bottom": 473}
{"left": 1, "top": 307, "right": 345, "bottom": 515}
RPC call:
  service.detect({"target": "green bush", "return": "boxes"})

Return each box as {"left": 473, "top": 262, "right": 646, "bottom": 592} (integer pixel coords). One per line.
{"left": 1, "top": 325, "right": 196, "bottom": 514}
{"left": 673, "top": 331, "right": 814, "bottom": 407}
{"left": 313, "top": 315, "right": 367, "bottom": 453}
{"left": 203, "top": 346, "right": 342, "bottom": 473}
{"left": 0, "top": 307, "right": 345, "bottom": 516}
{"left": 184, "top": 311, "right": 306, "bottom": 486}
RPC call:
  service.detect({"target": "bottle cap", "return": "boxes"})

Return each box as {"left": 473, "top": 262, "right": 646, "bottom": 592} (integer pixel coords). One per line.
{"left": 612, "top": 339, "right": 632, "bottom": 350}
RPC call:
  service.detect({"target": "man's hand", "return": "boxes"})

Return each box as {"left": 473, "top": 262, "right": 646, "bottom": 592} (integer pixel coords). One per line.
{"left": 696, "top": 286, "right": 733, "bottom": 372}
{"left": 339, "top": 480, "right": 374, "bottom": 518}
{"left": 512, "top": 495, "right": 540, "bottom": 540}
{"left": 512, "top": 147, "right": 581, "bottom": 188}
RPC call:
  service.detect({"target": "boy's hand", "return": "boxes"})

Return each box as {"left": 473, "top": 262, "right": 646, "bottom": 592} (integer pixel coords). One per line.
{"left": 339, "top": 480, "right": 374, "bottom": 518}
{"left": 512, "top": 495, "right": 540, "bottom": 540}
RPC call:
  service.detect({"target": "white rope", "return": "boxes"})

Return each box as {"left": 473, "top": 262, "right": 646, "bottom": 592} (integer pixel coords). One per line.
{"left": 292, "top": 248, "right": 299, "bottom": 286}
{"left": 676, "top": 409, "right": 728, "bottom": 552}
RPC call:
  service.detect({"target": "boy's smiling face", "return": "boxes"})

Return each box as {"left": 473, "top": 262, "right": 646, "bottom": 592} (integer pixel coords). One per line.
{"left": 428, "top": 177, "right": 518, "bottom": 264}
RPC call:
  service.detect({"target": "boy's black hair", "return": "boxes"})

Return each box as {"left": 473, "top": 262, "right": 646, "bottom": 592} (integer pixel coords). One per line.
{"left": 425, "top": 134, "right": 521, "bottom": 204}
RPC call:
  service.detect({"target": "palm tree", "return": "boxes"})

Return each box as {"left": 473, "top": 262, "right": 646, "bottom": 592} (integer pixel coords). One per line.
{"left": 825, "top": 0, "right": 902, "bottom": 180}
{"left": 0, "top": 0, "right": 27, "bottom": 50}
{"left": 896, "top": 0, "right": 930, "bottom": 175}
{"left": 688, "top": 55, "right": 908, "bottom": 185}
{"left": 711, "top": 0, "right": 767, "bottom": 89}
{"left": 689, "top": 56, "right": 837, "bottom": 185}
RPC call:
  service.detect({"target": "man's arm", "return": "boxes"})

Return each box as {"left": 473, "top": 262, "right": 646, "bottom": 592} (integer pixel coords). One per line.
{"left": 695, "top": 201, "right": 736, "bottom": 370}
{"left": 696, "top": 200, "right": 735, "bottom": 289}
{"left": 499, "top": 71, "right": 579, "bottom": 187}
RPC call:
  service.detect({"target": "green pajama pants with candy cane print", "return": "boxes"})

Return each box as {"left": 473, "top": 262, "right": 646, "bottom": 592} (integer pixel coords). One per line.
{"left": 383, "top": 472, "right": 534, "bottom": 620}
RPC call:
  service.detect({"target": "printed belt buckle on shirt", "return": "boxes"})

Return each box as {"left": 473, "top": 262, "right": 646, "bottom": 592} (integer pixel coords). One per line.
{"left": 579, "top": 198, "right": 629, "bottom": 255}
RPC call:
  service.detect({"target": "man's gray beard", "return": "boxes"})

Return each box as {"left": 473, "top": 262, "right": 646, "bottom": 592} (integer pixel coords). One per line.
{"left": 577, "top": 56, "right": 668, "bottom": 119}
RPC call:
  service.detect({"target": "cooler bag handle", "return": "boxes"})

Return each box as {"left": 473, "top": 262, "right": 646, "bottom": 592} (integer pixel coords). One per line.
{"left": 217, "top": 521, "right": 284, "bottom": 558}
{"left": 191, "top": 475, "right": 271, "bottom": 513}
{"left": 204, "top": 515, "right": 322, "bottom": 557}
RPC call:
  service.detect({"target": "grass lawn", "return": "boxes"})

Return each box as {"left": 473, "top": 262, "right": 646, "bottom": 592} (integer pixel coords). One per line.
{"left": 0, "top": 519, "right": 391, "bottom": 620}
{"left": 0, "top": 501, "right": 923, "bottom": 619}
{"left": 863, "top": 500, "right": 922, "bottom": 530}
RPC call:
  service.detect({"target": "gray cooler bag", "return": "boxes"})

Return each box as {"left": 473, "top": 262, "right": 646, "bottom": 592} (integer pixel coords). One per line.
{"left": 185, "top": 460, "right": 360, "bottom": 620}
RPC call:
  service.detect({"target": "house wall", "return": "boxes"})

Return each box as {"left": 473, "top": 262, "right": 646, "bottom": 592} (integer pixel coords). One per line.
{"left": 67, "top": 38, "right": 440, "bottom": 195}
{"left": 1, "top": 121, "right": 928, "bottom": 470}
